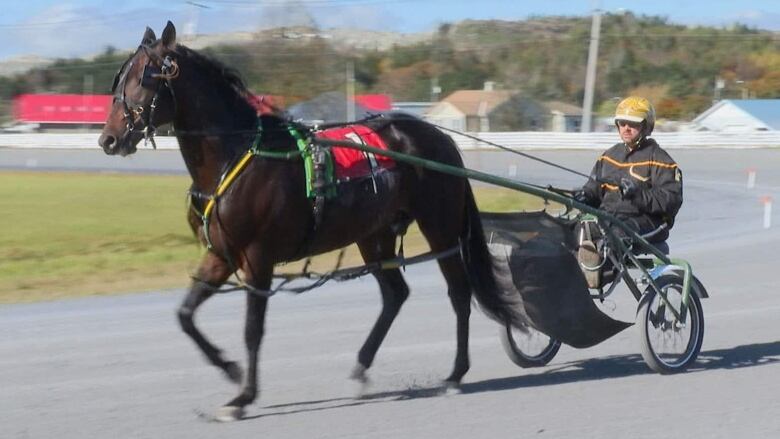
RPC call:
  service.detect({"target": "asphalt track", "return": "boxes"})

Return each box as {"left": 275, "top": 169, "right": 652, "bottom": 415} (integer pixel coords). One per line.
{"left": 2, "top": 147, "right": 780, "bottom": 438}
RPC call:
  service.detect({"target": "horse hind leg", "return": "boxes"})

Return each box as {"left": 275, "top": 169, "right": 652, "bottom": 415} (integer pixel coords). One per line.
{"left": 413, "top": 199, "right": 472, "bottom": 390}
{"left": 351, "top": 229, "right": 410, "bottom": 388}
{"left": 177, "top": 252, "right": 242, "bottom": 383}
{"left": 434, "top": 254, "right": 472, "bottom": 390}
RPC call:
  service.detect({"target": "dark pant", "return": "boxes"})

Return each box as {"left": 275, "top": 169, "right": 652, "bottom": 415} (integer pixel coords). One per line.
{"left": 576, "top": 215, "right": 665, "bottom": 286}
{"left": 614, "top": 215, "right": 668, "bottom": 243}
{"left": 577, "top": 214, "right": 667, "bottom": 244}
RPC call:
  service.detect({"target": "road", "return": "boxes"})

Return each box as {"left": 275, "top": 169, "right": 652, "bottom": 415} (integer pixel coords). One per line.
{"left": 1, "top": 147, "right": 780, "bottom": 438}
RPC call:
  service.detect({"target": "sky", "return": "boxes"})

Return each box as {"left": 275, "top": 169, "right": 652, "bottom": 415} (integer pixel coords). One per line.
{"left": 1, "top": 0, "right": 779, "bottom": 61}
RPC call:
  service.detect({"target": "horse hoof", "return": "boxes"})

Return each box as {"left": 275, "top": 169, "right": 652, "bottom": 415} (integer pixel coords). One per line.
{"left": 349, "top": 364, "right": 370, "bottom": 398}
{"left": 441, "top": 381, "right": 462, "bottom": 396}
{"left": 349, "top": 364, "right": 368, "bottom": 383}
{"left": 224, "top": 362, "right": 243, "bottom": 384}
{"left": 215, "top": 405, "right": 244, "bottom": 422}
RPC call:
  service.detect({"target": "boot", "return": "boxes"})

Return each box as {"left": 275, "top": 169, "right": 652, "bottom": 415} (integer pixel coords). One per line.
{"left": 578, "top": 240, "right": 602, "bottom": 289}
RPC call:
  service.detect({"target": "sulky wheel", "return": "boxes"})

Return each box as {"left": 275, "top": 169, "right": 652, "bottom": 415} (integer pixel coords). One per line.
{"left": 500, "top": 322, "right": 561, "bottom": 368}
{"left": 637, "top": 274, "right": 704, "bottom": 374}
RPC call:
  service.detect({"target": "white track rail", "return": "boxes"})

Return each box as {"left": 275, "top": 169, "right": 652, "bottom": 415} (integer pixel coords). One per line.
{"left": 2, "top": 130, "right": 780, "bottom": 150}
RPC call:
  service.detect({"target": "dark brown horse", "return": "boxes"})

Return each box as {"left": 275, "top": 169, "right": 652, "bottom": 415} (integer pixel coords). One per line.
{"left": 99, "top": 21, "right": 526, "bottom": 421}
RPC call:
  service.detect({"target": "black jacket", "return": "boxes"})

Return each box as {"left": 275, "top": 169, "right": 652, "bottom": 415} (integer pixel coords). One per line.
{"left": 582, "top": 138, "right": 683, "bottom": 228}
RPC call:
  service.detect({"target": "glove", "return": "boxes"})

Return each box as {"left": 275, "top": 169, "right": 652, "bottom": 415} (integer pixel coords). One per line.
{"left": 572, "top": 189, "right": 592, "bottom": 206}
{"left": 619, "top": 178, "right": 644, "bottom": 199}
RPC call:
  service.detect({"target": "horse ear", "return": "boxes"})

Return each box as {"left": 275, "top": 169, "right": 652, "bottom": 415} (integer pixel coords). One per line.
{"left": 141, "top": 27, "right": 156, "bottom": 46}
{"left": 161, "top": 21, "right": 177, "bottom": 49}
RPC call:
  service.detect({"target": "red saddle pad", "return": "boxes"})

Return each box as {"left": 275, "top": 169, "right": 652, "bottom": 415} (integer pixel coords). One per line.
{"left": 315, "top": 125, "right": 395, "bottom": 180}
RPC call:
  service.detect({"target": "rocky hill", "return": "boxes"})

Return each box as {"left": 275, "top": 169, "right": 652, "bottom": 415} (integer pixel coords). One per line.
{"left": 1, "top": 14, "right": 779, "bottom": 122}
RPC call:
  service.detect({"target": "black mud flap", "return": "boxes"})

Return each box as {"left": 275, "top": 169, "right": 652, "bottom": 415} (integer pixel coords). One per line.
{"left": 483, "top": 211, "right": 632, "bottom": 348}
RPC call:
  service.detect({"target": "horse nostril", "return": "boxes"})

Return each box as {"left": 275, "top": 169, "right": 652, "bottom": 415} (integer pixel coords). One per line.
{"left": 99, "top": 134, "right": 116, "bottom": 149}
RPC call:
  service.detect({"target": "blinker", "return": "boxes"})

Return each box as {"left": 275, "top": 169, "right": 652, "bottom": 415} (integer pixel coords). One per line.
{"left": 141, "top": 64, "right": 162, "bottom": 89}
{"left": 110, "top": 59, "right": 132, "bottom": 94}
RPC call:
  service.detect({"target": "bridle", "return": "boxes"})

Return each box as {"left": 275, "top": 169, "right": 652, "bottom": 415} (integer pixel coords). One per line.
{"left": 111, "top": 44, "right": 179, "bottom": 149}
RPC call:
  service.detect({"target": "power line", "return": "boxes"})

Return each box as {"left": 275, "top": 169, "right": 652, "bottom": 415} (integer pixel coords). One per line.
{"left": 0, "top": 10, "right": 172, "bottom": 29}
{"left": 198, "top": 0, "right": 415, "bottom": 5}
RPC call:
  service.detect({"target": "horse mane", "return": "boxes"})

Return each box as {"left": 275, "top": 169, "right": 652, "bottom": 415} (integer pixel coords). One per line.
{"left": 174, "top": 45, "right": 300, "bottom": 127}
{"left": 171, "top": 44, "right": 269, "bottom": 155}
{"left": 174, "top": 45, "right": 251, "bottom": 99}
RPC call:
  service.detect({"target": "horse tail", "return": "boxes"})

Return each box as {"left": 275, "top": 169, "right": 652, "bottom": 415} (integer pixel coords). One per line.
{"left": 461, "top": 183, "right": 527, "bottom": 327}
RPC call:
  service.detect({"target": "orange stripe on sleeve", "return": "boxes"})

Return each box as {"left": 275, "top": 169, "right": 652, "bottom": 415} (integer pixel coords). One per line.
{"left": 601, "top": 183, "right": 619, "bottom": 191}
{"left": 599, "top": 155, "right": 678, "bottom": 169}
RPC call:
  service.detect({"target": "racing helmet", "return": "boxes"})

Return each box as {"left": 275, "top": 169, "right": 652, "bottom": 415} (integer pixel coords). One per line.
{"left": 614, "top": 96, "right": 655, "bottom": 136}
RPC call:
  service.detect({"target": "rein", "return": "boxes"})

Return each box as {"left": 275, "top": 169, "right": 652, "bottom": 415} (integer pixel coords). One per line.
{"left": 115, "top": 48, "right": 540, "bottom": 297}
{"left": 187, "top": 120, "right": 462, "bottom": 298}
{"left": 196, "top": 244, "right": 461, "bottom": 298}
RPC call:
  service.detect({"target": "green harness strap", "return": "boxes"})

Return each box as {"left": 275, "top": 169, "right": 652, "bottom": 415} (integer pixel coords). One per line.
{"left": 194, "top": 123, "right": 340, "bottom": 252}
{"left": 287, "top": 127, "right": 336, "bottom": 199}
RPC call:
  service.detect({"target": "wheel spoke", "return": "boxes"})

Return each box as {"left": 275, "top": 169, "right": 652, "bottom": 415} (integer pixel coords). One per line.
{"left": 647, "top": 285, "right": 692, "bottom": 365}
{"left": 501, "top": 323, "right": 561, "bottom": 368}
{"left": 638, "top": 274, "right": 704, "bottom": 373}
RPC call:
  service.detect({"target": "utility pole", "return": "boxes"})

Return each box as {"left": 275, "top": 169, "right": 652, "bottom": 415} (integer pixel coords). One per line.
{"left": 431, "top": 77, "right": 441, "bottom": 102}
{"left": 346, "top": 60, "right": 356, "bottom": 121}
{"left": 736, "top": 80, "right": 749, "bottom": 99}
{"left": 82, "top": 74, "right": 93, "bottom": 131}
{"left": 184, "top": 1, "right": 210, "bottom": 39}
{"left": 714, "top": 77, "right": 725, "bottom": 103}
{"left": 581, "top": 1, "right": 602, "bottom": 132}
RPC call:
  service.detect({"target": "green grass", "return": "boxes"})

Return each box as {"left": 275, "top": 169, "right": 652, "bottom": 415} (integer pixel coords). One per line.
{"left": 0, "top": 172, "right": 202, "bottom": 303}
{"left": 0, "top": 172, "right": 550, "bottom": 303}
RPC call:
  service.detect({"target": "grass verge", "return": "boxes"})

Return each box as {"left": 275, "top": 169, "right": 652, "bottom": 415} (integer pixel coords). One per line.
{"left": 0, "top": 171, "right": 552, "bottom": 303}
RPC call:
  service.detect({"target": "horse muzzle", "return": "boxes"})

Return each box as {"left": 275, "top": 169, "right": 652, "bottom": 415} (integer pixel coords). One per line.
{"left": 98, "top": 131, "right": 139, "bottom": 156}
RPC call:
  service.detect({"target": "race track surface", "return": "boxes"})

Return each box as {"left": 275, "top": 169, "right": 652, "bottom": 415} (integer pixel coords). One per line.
{"left": 2, "top": 148, "right": 780, "bottom": 438}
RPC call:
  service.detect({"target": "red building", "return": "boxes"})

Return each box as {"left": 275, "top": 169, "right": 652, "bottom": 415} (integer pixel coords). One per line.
{"left": 353, "top": 94, "right": 392, "bottom": 112}
{"left": 13, "top": 94, "right": 112, "bottom": 127}
{"left": 12, "top": 93, "right": 389, "bottom": 128}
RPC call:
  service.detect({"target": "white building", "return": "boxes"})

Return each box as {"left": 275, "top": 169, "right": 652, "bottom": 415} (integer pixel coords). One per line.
{"left": 692, "top": 99, "right": 780, "bottom": 131}
{"left": 424, "top": 88, "right": 582, "bottom": 132}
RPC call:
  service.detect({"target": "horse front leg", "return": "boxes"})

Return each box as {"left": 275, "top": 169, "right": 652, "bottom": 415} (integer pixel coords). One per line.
{"left": 217, "top": 262, "right": 272, "bottom": 422}
{"left": 177, "top": 252, "right": 242, "bottom": 383}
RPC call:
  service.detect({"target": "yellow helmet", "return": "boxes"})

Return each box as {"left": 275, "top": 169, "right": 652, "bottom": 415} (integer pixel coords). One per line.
{"left": 614, "top": 96, "right": 655, "bottom": 135}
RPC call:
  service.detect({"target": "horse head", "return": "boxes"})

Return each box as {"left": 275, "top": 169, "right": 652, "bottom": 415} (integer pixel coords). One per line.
{"left": 99, "top": 21, "right": 178, "bottom": 156}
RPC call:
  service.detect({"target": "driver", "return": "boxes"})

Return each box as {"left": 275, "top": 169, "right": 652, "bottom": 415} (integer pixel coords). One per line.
{"left": 573, "top": 96, "right": 683, "bottom": 287}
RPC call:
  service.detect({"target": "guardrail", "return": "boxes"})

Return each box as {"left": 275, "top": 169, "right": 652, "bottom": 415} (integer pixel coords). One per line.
{"left": 448, "top": 131, "right": 780, "bottom": 150}
{"left": 2, "top": 130, "right": 780, "bottom": 151}
{"left": 0, "top": 133, "right": 179, "bottom": 150}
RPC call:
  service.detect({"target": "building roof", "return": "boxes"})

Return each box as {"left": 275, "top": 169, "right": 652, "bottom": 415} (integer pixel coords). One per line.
{"left": 440, "top": 90, "right": 518, "bottom": 116}
{"left": 730, "top": 99, "right": 780, "bottom": 130}
{"left": 694, "top": 99, "right": 780, "bottom": 130}
{"left": 354, "top": 94, "right": 392, "bottom": 111}
{"left": 543, "top": 100, "right": 583, "bottom": 116}
{"left": 392, "top": 102, "right": 433, "bottom": 117}
{"left": 287, "top": 91, "right": 375, "bottom": 123}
